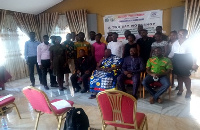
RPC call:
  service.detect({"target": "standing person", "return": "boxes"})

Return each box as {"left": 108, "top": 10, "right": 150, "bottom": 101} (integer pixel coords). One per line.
{"left": 88, "top": 31, "right": 96, "bottom": 45}
{"left": 75, "top": 34, "right": 80, "bottom": 42}
{"left": 168, "top": 31, "right": 178, "bottom": 88}
{"left": 62, "top": 33, "right": 75, "bottom": 86}
{"left": 135, "top": 24, "right": 143, "bottom": 42}
{"left": 105, "top": 35, "right": 113, "bottom": 44}
{"left": 168, "top": 31, "right": 178, "bottom": 55}
{"left": 71, "top": 32, "right": 76, "bottom": 42}
{"left": 37, "top": 35, "right": 57, "bottom": 90}
{"left": 74, "top": 32, "right": 91, "bottom": 58}
{"left": 50, "top": 36, "right": 68, "bottom": 91}
{"left": 92, "top": 33, "right": 107, "bottom": 63}
{"left": 143, "top": 47, "right": 172, "bottom": 104}
{"left": 50, "top": 36, "right": 56, "bottom": 45}
{"left": 123, "top": 34, "right": 140, "bottom": 58}
{"left": 122, "top": 30, "right": 131, "bottom": 44}
{"left": 151, "top": 32, "right": 168, "bottom": 57}
{"left": 107, "top": 32, "right": 124, "bottom": 58}
{"left": 137, "top": 29, "right": 155, "bottom": 65}
{"left": 71, "top": 49, "right": 96, "bottom": 93}
{"left": 168, "top": 29, "right": 198, "bottom": 98}
{"left": 24, "top": 32, "right": 42, "bottom": 86}
{"left": 117, "top": 48, "right": 145, "bottom": 99}
{"left": 154, "top": 26, "right": 168, "bottom": 41}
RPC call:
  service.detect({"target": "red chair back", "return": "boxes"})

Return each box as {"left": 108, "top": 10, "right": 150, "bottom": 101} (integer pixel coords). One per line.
{"left": 22, "top": 87, "right": 52, "bottom": 114}
{"left": 96, "top": 90, "right": 138, "bottom": 127}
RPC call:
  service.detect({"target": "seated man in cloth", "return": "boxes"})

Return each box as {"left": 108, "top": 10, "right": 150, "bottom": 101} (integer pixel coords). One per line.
{"left": 142, "top": 47, "right": 172, "bottom": 104}
{"left": 89, "top": 49, "right": 122, "bottom": 99}
{"left": 117, "top": 48, "right": 145, "bottom": 99}
{"left": 70, "top": 49, "right": 96, "bottom": 93}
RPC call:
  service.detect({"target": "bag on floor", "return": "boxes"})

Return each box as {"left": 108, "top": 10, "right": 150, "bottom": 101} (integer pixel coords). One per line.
{"left": 63, "top": 107, "right": 90, "bottom": 130}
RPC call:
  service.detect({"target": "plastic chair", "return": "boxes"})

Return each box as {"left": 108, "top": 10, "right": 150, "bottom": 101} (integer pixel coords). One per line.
{"left": 96, "top": 90, "right": 148, "bottom": 130}
{"left": 0, "top": 96, "right": 21, "bottom": 118}
{"left": 22, "top": 86, "right": 74, "bottom": 130}
{"left": 124, "top": 72, "right": 145, "bottom": 98}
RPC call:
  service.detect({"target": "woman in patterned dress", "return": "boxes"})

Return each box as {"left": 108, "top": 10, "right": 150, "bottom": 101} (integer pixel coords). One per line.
{"left": 89, "top": 49, "right": 122, "bottom": 99}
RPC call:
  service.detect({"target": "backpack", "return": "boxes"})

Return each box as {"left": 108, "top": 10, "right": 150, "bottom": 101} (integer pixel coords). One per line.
{"left": 64, "top": 107, "right": 90, "bottom": 130}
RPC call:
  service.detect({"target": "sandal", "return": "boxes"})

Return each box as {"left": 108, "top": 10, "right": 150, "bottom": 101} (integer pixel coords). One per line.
{"left": 89, "top": 95, "right": 96, "bottom": 99}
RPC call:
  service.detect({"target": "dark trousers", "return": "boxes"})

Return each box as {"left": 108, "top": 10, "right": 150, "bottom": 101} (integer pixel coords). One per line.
{"left": 142, "top": 75, "right": 170, "bottom": 100}
{"left": 41, "top": 60, "right": 57, "bottom": 86}
{"left": 70, "top": 73, "right": 91, "bottom": 90}
{"left": 177, "top": 75, "right": 191, "bottom": 93}
{"left": 117, "top": 73, "right": 140, "bottom": 96}
{"left": 28, "top": 56, "right": 42, "bottom": 85}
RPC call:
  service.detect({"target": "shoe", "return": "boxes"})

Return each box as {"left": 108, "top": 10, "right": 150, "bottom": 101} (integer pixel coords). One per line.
{"left": 149, "top": 97, "right": 154, "bottom": 104}
{"left": 89, "top": 95, "right": 96, "bottom": 99}
{"left": 177, "top": 91, "right": 182, "bottom": 96}
{"left": 74, "top": 88, "right": 80, "bottom": 93}
{"left": 81, "top": 89, "right": 88, "bottom": 93}
{"left": 59, "top": 87, "right": 64, "bottom": 91}
{"left": 44, "top": 86, "right": 49, "bottom": 90}
{"left": 157, "top": 98, "right": 162, "bottom": 104}
{"left": 185, "top": 92, "right": 192, "bottom": 98}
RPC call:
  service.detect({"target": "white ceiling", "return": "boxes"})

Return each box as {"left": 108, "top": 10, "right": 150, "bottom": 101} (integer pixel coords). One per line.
{"left": 0, "top": 0, "right": 63, "bottom": 14}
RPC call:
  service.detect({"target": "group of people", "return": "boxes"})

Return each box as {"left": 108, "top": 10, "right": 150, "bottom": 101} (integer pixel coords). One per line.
{"left": 24, "top": 24, "right": 198, "bottom": 104}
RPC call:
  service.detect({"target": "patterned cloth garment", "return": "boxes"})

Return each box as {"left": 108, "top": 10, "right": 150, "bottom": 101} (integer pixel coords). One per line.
{"left": 90, "top": 55, "right": 122, "bottom": 93}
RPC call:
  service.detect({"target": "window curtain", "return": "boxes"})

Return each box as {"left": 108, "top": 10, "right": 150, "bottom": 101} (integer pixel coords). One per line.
{"left": 0, "top": 10, "right": 6, "bottom": 30}
{"left": 0, "top": 15, "right": 29, "bottom": 80}
{"left": 184, "top": 0, "right": 200, "bottom": 36}
{"left": 37, "top": 12, "right": 59, "bottom": 41}
{"left": 14, "top": 12, "right": 40, "bottom": 41}
{"left": 65, "top": 9, "right": 89, "bottom": 40}
{"left": 51, "top": 15, "right": 71, "bottom": 42}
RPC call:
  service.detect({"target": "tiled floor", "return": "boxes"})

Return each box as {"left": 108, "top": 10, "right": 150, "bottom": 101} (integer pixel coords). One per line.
{"left": 1, "top": 74, "right": 200, "bottom": 130}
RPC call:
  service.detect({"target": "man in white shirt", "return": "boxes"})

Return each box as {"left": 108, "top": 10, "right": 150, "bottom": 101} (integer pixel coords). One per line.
{"left": 88, "top": 31, "right": 96, "bottom": 45}
{"left": 168, "top": 29, "right": 198, "bottom": 98}
{"left": 37, "top": 35, "right": 57, "bottom": 90}
{"left": 107, "top": 32, "right": 124, "bottom": 58}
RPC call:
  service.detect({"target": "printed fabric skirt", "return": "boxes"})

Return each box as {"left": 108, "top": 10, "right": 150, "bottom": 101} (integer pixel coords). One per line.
{"left": 90, "top": 70, "right": 117, "bottom": 93}
{"left": 172, "top": 53, "right": 193, "bottom": 76}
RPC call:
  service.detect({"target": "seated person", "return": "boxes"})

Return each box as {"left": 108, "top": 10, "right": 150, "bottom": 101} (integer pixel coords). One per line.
{"left": 70, "top": 49, "right": 95, "bottom": 93}
{"left": 89, "top": 49, "right": 122, "bottom": 99}
{"left": 142, "top": 47, "right": 172, "bottom": 104}
{"left": 117, "top": 48, "right": 145, "bottom": 99}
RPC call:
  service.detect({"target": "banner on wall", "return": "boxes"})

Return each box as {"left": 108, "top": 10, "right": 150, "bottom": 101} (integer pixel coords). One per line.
{"left": 103, "top": 10, "right": 163, "bottom": 38}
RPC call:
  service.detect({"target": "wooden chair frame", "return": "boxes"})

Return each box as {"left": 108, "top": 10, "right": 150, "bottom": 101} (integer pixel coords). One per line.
{"left": 124, "top": 72, "right": 145, "bottom": 99}
{"left": 141, "top": 72, "right": 172, "bottom": 99}
{"left": 0, "top": 102, "right": 21, "bottom": 119}
{"left": 22, "top": 86, "right": 70, "bottom": 130}
{"left": 96, "top": 90, "right": 148, "bottom": 130}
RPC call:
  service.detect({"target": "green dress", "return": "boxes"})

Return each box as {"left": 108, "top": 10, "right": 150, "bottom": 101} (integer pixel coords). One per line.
{"left": 49, "top": 44, "right": 70, "bottom": 76}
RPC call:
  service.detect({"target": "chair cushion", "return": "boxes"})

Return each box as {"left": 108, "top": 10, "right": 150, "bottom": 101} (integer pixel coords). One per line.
{"left": 50, "top": 99, "right": 74, "bottom": 115}
{"left": 124, "top": 79, "right": 133, "bottom": 85}
{"left": 105, "top": 112, "right": 146, "bottom": 129}
{"left": 0, "top": 96, "right": 15, "bottom": 107}
{"left": 150, "top": 82, "right": 162, "bottom": 87}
